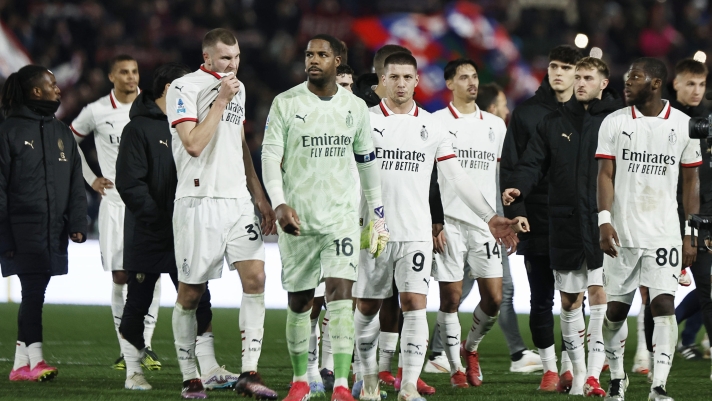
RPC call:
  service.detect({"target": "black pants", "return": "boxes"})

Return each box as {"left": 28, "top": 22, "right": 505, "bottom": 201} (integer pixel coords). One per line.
{"left": 119, "top": 271, "right": 213, "bottom": 351}
{"left": 17, "top": 273, "right": 51, "bottom": 346}
{"left": 525, "top": 254, "right": 556, "bottom": 349}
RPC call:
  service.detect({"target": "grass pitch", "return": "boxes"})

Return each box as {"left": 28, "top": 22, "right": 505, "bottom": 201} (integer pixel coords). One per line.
{"left": 0, "top": 303, "right": 710, "bottom": 400}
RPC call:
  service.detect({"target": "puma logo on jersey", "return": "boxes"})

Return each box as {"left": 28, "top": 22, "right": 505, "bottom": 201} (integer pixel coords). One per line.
{"left": 159, "top": 140, "right": 168, "bottom": 147}
{"left": 561, "top": 133, "right": 572, "bottom": 141}
{"left": 105, "top": 121, "right": 114, "bottom": 128}
{"left": 407, "top": 343, "right": 421, "bottom": 350}
{"left": 423, "top": 278, "right": 430, "bottom": 287}
{"left": 373, "top": 127, "right": 385, "bottom": 136}
{"left": 622, "top": 131, "right": 633, "bottom": 139}
{"left": 175, "top": 85, "right": 184, "bottom": 92}
{"left": 24, "top": 140, "right": 34, "bottom": 149}
{"left": 449, "top": 131, "right": 458, "bottom": 138}
{"left": 446, "top": 335, "right": 459, "bottom": 340}
{"left": 349, "top": 263, "right": 357, "bottom": 271}
{"left": 661, "top": 353, "right": 672, "bottom": 361}
{"left": 296, "top": 114, "right": 307, "bottom": 123}
{"left": 251, "top": 339, "right": 262, "bottom": 344}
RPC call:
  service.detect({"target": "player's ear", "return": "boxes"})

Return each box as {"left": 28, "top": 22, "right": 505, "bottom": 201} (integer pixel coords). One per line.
{"left": 652, "top": 77, "right": 662, "bottom": 91}
{"left": 445, "top": 79, "right": 454, "bottom": 91}
{"left": 600, "top": 78, "right": 609, "bottom": 90}
{"left": 414, "top": 74, "right": 419, "bottom": 88}
{"left": 162, "top": 83, "right": 171, "bottom": 99}
{"left": 335, "top": 55, "right": 341, "bottom": 68}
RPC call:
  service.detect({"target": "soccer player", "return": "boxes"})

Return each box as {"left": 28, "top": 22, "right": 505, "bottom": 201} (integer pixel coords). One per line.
{"left": 500, "top": 45, "right": 583, "bottom": 392}
{"left": 70, "top": 55, "right": 162, "bottom": 370}
{"left": 261, "top": 34, "right": 389, "bottom": 401}
{"left": 353, "top": 52, "right": 519, "bottom": 401}
{"left": 475, "top": 83, "right": 510, "bottom": 121}
{"left": 502, "top": 57, "right": 624, "bottom": 396}
{"left": 596, "top": 57, "right": 701, "bottom": 401}
{"left": 336, "top": 65, "right": 355, "bottom": 92}
{"left": 166, "top": 28, "right": 278, "bottom": 399}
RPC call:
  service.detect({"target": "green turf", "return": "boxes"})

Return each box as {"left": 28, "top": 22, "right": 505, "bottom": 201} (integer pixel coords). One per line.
{"left": 0, "top": 303, "right": 710, "bottom": 400}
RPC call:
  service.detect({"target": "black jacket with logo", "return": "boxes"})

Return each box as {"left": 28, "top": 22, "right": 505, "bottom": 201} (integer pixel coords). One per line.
{"left": 0, "top": 106, "right": 87, "bottom": 277}
{"left": 115, "top": 92, "right": 176, "bottom": 274}
{"left": 504, "top": 88, "right": 624, "bottom": 270}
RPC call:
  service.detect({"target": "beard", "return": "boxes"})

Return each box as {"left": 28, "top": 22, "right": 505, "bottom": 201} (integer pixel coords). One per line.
{"left": 626, "top": 85, "right": 652, "bottom": 107}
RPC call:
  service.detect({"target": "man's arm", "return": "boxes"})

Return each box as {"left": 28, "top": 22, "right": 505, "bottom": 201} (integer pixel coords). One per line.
{"left": 597, "top": 159, "right": 618, "bottom": 257}
{"left": 241, "top": 126, "right": 276, "bottom": 235}
{"left": 70, "top": 106, "right": 110, "bottom": 194}
{"left": 682, "top": 166, "right": 700, "bottom": 267}
{"left": 0, "top": 133, "right": 14, "bottom": 254}
{"left": 500, "top": 109, "right": 529, "bottom": 220}
{"left": 68, "top": 134, "right": 88, "bottom": 243}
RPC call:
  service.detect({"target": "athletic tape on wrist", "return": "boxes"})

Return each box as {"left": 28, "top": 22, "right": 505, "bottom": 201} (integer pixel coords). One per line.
{"left": 598, "top": 210, "right": 611, "bottom": 227}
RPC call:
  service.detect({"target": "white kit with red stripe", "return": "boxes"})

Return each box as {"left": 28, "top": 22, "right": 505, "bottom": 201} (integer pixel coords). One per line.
{"left": 595, "top": 100, "right": 702, "bottom": 248}
{"left": 366, "top": 99, "right": 456, "bottom": 241}
{"left": 70, "top": 89, "right": 138, "bottom": 205}
{"left": 432, "top": 102, "right": 506, "bottom": 231}
{"left": 166, "top": 65, "right": 249, "bottom": 200}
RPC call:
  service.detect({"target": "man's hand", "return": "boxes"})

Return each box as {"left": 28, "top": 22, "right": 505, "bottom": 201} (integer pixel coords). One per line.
{"left": 91, "top": 177, "right": 114, "bottom": 196}
{"left": 502, "top": 188, "right": 521, "bottom": 206}
{"left": 361, "top": 218, "right": 390, "bottom": 257}
{"left": 599, "top": 223, "right": 619, "bottom": 258}
{"left": 275, "top": 203, "right": 301, "bottom": 236}
{"left": 683, "top": 235, "right": 697, "bottom": 267}
{"left": 218, "top": 73, "right": 241, "bottom": 103}
{"left": 256, "top": 198, "right": 277, "bottom": 236}
{"left": 70, "top": 232, "right": 84, "bottom": 243}
{"left": 432, "top": 223, "right": 446, "bottom": 254}
{"left": 487, "top": 215, "right": 519, "bottom": 252}
{"left": 512, "top": 216, "right": 529, "bottom": 233}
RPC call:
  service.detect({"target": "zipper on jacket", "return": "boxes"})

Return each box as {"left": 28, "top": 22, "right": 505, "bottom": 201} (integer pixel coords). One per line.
{"left": 39, "top": 120, "right": 52, "bottom": 271}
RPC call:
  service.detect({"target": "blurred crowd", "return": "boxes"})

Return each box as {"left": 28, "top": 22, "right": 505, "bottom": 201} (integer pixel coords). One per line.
{"left": 1, "top": 0, "right": 711, "bottom": 233}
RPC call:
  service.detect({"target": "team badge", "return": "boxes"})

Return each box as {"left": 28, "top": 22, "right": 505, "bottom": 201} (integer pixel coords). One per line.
{"left": 136, "top": 273, "right": 145, "bottom": 283}
{"left": 58, "top": 138, "right": 67, "bottom": 162}
{"left": 182, "top": 259, "right": 190, "bottom": 276}
{"left": 420, "top": 125, "right": 428, "bottom": 141}
{"left": 346, "top": 111, "right": 353, "bottom": 128}
{"left": 555, "top": 272, "right": 562, "bottom": 284}
{"left": 176, "top": 98, "right": 186, "bottom": 114}
{"left": 668, "top": 129, "right": 677, "bottom": 144}
{"left": 488, "top": 128, "right": 495, "bottom": 143}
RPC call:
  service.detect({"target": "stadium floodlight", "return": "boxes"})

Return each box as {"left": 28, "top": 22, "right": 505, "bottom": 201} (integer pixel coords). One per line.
{"left": 589, "top": 47, "right": 603, "bottom": 59}
{"left": 694, "top": 50, "right": 707, "bottom": 63}
{"left": 574, "top": 33, "right": 589, "bottom": 49}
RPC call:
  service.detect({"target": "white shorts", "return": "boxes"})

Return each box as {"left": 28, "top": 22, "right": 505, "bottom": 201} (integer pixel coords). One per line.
{"left": 603, "top": 246, "right": 680, "bottom": 300}
{"left": 353, "top": 241, "right": 432, "bottom": 299}
{"left": 432, "top": 219, "right": 502, "bottom": 282}
{"left": 554, "top": 262, "right": 603, "bottom": 294}
{"left": 98, "top": 200, "right": 125, "bottom": 272}
{"left": 314, "top": 281, "right": 326, "bottom": 298}
{"left": 173, "top": 197, "right": 265, "bottom": 284}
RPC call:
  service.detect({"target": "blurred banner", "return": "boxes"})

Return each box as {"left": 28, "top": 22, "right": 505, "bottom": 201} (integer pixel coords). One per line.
{"left": 352, "top": 1, "right": 541, "bottom": 111}
{"left": 0, "top": 21, "right": 32, "bottom": 78}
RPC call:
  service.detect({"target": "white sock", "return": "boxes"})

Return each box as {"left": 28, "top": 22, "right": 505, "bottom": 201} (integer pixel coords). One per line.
{"left": 603, "top": 316, "right": 628, "bottom": 380}
{"left": 560, "top": 345, "right": 572, "bottom": 375}
{"left": 13, "top": 341, "right": 29, "bottom": 370}
{"left": 122, "top": 338, "right": 143, "bottom": 376}
{"left": 652, "top": 315, "right": 676, "bottom": 389}
{"left": 173, "top": 303, "right": 199, "bottom": 381}
{"left": 465, "top": 305, "right": 497, "bottom": 352}
{"left": 401, "top": 309, "right": 428, "bottom": 388}
{"left": 240, "top": 293, "right": 265, "bottom": 372}
{"left": 587, "top": 304, "right": 607, "bottom": 379}
{"left": 636, "top": 304, "right": 647, "bottom": 353}
{"left": 143, "top": 277, "right": 161, "bottom": 349}
{"left": 378, "top": 332, "right": 399, "bottom": 373}
{"left": 196, "top": 332, "right": 219, "bottom": 375}
{"left": 308, "top": 318, "right": 322, "bottom": 382}
{"left": 353, "top": 343, "right": 362, "bottom": 382}
{"left": 539, "top": 345, "right": 558, "bottom": 373}
{"left": 27, "top": 342, "right": 44, "bottom": 369}
{"left": 320, "top": 310, "right": 333, "bottom": 371}
{"left": 561, "top": 307, "right": 586, "bottom": 395}
{"left": 437, "top": 311, "right": 463, "bottom": 373}
{"left": 112, "top": 283, "right": 126, "bottom": 351}
{"left": 354, "top": 309, "right": 380, "bottom": 376}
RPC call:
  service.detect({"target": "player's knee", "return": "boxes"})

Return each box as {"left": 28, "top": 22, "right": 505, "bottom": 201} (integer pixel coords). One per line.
{"left": 357, "top": 299, "right": 381, "bottom": 316}
{"left": 439, "top": 290, "right": 461, "bottom": 313}
{"left": 649, "top": 293, "right": 675, "bottom": 316}
{"left": 606, "top": 301, "right": 630, "bottom": 322}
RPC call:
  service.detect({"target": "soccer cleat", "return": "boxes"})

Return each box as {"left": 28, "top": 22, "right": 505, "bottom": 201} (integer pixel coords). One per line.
{"left": 284, "top": 381, "right": 310, "bottom": 401}
{"left": 378, "top": 371, "right": 396, "bottom": 387}
{"left": 632, "top": 350, "right": 650, "bottom": 374}
{"left": 393, "top": 368, "right": 435, "bottom": 395}
{"left": 113, "top": 355, "right": 126, "bottom": 370}
{"left": 604, "top": 374, "right": 629, "bottom": 401}
{"left": 182, "top": 378, "right": 208, "bottom": 399}
{"left": 28, "top": 361, "right": 58, "bottom": 382}
{"left": 9, "top": 365, "right": 31, "bottom": 381}
{"left": 360, "top": 374, "right": 381, "bottom": 401}
{"left": 538, "top": 370, "right": 559, "bottom": 392}
{"left": 648, "top": 385, "right": 673, "bottom": 400}
{"left": 450, "top": 370, "right": 469, "bottom": 388}
{"left": 678, "top": 269, "right": 691, "bottom": 286}
{"left": 125, "top": 372, "right": 152, "bottom": 390}
{"left": 557, "top": 370, "right": 573, "bottom": 393}
{"left": 310, "top": 382, "right": 326, "bottom": 398}
{"left": 678, "top": 345, "right": 702, "bottom": 360}
{"left": 509, "top": 349, "right": 543, "bottom": 373}
{"left": 423, "top": 353, "right": 450, "bottom": 374}
{"left": 583, "top": 376, "right": 606, "bottom": 397}
{"left": 201, "top": 365, "right": 239, "bottom": 390}
{"left": 141, "top": 348, "right": 162, "bottom": 371}
{"left": 397, "top": 382, "right": 426, "bottom": 401}
{"left": 460, "top": 343, "right": 482, "bottom": 387}
{"left": 320, "top": 368, "right": 335, "bottom": 391}
{"left": 332, "top": 385, "right": 356, "bottom": 401}
{"left": 234, "top": 371, "right": 278, "bottom": 400}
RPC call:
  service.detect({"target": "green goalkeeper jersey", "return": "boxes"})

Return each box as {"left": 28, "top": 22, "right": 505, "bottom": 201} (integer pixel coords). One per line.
{"left": 263, "top": 82, "right": 374, "bottom": 235}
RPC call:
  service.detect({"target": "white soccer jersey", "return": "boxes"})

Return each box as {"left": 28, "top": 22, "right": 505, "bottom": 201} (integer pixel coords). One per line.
{"left": 433, "top": 103, "right": 505, "bottom": 235}
{"left": 366, "top": 99, "right": 456, "bottom": 241}
{"left": 70, "top": 90, "right": 135, "bottom": 205}
{"left": 595, "top": 101, "right": 702, "bottom": 248}
{"left": 166, "top": 66, "right": 250, "bottom": 200}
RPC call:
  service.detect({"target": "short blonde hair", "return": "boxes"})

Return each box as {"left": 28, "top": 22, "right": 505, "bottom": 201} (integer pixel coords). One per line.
{"left": 576, "top": 57, "right": 610, "bottom": 79}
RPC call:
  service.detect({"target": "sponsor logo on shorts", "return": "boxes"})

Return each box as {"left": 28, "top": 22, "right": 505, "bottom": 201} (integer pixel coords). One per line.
{"left": 556, "top": 272, "right": 562, "bottom": 284}
{"left": 182, "top": 259, "right": 190, "bottom": 276}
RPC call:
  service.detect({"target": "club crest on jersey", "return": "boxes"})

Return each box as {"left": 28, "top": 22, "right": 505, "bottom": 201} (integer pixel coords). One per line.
{"left": 420, "top": 125, "right": 428, "bottom": 141}
{"left": 668, "top": 129, "right": 677, "bottom": 144}
{"left": 58, "top": 139, "right": 67, "bottom": 162}
{"left": 176, "top": 98, "right": 186, "bottom": 114}
{"left": 346, "top": 111, "right": 353, "bottom": 128}
{"left": 488, "top": 128, "right": 495, "bottom": 143}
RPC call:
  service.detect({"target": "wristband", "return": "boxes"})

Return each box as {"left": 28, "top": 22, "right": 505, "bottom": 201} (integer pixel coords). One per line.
{"left": 684, "top": 220, "right": 692, "bottom": 236}
{"left": 598, "top": 210, "right": 611, "bottom": 227}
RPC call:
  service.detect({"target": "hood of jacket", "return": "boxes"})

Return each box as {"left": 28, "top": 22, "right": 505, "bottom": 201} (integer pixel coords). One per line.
{"left": 567, "top": 87, "right": 624, "bottom": 118}
{"left": 6, "top": 105, "right": 55, "bottom": 122}
{"left": 129, "top": 91, "right": 165, "bottom": 121}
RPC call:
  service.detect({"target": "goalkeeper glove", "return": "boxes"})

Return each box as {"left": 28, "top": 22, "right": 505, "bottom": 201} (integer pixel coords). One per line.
{"left": 360, "top": 207, "right": 389, "bottom": 257}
